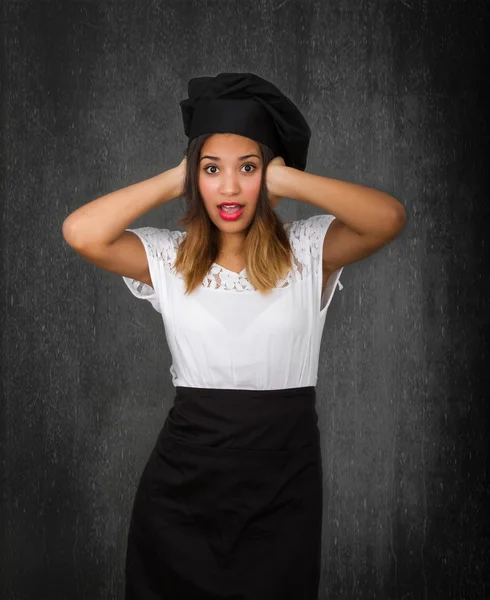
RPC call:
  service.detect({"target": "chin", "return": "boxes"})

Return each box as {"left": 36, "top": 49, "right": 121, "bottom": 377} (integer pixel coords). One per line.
{"left": 212, "top": 219, "right": 250, "bottom": 230}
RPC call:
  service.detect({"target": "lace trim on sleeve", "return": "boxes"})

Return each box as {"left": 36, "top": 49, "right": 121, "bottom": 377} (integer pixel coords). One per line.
{"left": 122, "top": 227, "right": 183, "bottom": 313}
{"left": 288, "top": 215, "right": 345, "bottom": 312}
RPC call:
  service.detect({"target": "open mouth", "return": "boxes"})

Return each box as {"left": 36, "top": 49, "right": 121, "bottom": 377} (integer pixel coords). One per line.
{"left": 217, "top": 204, "right": 245, "bottom": 221}
{"left": 218, "top": 203, "right": 244, "bottom": 214}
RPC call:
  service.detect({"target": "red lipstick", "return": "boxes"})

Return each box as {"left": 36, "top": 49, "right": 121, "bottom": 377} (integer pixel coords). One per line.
{"left": 217, "top": 203, "right": 245, "bottom": 221}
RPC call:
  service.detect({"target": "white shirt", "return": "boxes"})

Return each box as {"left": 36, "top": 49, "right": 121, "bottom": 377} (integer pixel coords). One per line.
{"left": 123, "top": 214, "right": 344, "bottom": 390}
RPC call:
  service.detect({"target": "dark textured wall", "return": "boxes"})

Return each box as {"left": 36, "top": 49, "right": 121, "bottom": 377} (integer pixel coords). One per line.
{"left": 1, "top": 1, "right": 488, "bottom": 599}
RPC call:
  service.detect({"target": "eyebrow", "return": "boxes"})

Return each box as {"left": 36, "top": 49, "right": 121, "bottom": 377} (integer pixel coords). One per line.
{"left": 199, "top": 154, "right": 261, "bottom": 162}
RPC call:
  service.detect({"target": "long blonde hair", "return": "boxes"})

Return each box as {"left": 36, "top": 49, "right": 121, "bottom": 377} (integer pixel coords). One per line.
{"left": 174, "top": 133, "right": 294, "bottom": 295}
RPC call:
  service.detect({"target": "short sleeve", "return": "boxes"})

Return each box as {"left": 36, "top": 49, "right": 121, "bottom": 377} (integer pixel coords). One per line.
{"left": 122, "top": 227, "right": 176, "bottom": 314}
{"left": 289, "top": 214, "right": 344, "bottom": 313}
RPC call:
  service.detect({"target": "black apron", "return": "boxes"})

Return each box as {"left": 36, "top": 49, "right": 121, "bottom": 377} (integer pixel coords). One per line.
{"left": 124, "top": 385, "right": 323, "bottom": 600}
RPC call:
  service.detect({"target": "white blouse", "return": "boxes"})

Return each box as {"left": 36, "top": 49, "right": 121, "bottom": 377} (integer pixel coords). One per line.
{"left": 122, "top": 214, "right": 344, "bottom": 390}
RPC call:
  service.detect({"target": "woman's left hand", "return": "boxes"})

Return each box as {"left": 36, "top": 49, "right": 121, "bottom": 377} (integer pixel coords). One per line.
{"left": 266, "top": 156, "right": 287, "bottom": 209}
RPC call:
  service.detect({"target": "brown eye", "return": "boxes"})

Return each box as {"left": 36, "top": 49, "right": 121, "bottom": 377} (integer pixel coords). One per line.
{"left": 203, "top": 163, "right": 257, "bottom": 175}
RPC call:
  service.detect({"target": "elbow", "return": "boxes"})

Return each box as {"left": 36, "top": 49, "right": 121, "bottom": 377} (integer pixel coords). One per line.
{"left": 62, "top": 216, "right": 77, "bottom": 247}
{"left": 62, "top": 215, "right": 86, "bottom": 249}
{"left": 393, "top": 202, "right": 407, "bottom": 230}
{"left": 385, "top": 202, "right": 407, "bottom": 239}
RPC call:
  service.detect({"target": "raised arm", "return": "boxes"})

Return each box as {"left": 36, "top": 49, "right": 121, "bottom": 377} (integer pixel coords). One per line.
{"left": 62, "top": 159, "right": 186, "bottom": 287}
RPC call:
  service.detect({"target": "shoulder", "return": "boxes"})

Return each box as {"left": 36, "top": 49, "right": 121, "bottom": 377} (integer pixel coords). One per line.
{"left": 126, "top": 226, "right": 186, "bottom": 258}
{"left": 285, "top": 214, "right": 336, "bottom": 256}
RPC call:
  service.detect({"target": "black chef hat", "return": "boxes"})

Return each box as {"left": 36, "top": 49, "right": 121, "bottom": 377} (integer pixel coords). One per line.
{"left": 179, "top": 72, "right": 311, "bottom": 171}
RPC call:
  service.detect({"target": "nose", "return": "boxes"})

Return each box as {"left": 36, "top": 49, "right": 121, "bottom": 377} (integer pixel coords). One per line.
{"left": 219, "top": 171, "right": 241, "bottom": 196}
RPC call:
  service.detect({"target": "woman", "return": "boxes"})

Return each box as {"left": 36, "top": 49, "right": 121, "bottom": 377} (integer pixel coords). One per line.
{"left": 63, "top": 72, "right": 406, "bottom": 599}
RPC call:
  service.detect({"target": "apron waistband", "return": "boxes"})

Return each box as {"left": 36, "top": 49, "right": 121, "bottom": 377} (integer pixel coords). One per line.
{"left": 162, "top": 385, "right": 319, "bottom": 451}
{"left": 175, "top": 385, "right": 315, "bottom": 399}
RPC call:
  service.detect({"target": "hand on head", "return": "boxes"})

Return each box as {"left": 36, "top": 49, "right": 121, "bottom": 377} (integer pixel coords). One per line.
{"left": 266, "top": 156, "right": 286, "bottom": 209}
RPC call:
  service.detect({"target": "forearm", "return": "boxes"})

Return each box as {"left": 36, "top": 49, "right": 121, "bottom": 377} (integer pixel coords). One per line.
{"left": 62, "top": 167, "right": 181, "bottom": 248}
{"left": 281, "top": 167, "right": 406, "bottom": 236}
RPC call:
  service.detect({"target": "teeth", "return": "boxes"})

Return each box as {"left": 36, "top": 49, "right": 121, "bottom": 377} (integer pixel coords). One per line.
{"left": 220, "top": 205, "right": 242, "bottom": 212}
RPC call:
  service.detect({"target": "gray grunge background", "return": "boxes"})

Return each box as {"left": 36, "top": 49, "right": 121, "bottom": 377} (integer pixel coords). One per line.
{"left": 1, "top": 1, "right": 488, "bottom": 598}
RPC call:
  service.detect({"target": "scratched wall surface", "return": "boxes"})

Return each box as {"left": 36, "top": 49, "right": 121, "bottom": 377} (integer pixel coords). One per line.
{"left": 1, "top": 1, "right": 488, "bottom": 599}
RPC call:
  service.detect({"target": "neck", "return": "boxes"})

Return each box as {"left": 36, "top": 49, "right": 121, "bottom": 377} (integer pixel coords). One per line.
{"left": 217, "top": 231, "right": 246, "bottom": 256}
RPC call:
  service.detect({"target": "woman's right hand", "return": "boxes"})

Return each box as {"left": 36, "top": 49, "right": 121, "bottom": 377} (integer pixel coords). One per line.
{"left": 174, "top": 155, "right": 187, "bottom": 197}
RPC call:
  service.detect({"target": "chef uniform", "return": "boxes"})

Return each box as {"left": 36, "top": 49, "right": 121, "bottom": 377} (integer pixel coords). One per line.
{"left": 122, "top": 72, "right": 344, "bottom": 600}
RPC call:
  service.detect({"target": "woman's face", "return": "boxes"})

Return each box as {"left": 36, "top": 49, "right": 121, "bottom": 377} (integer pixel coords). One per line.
{"left": 198, "top": 133, "right": 263, "bottom": 231}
